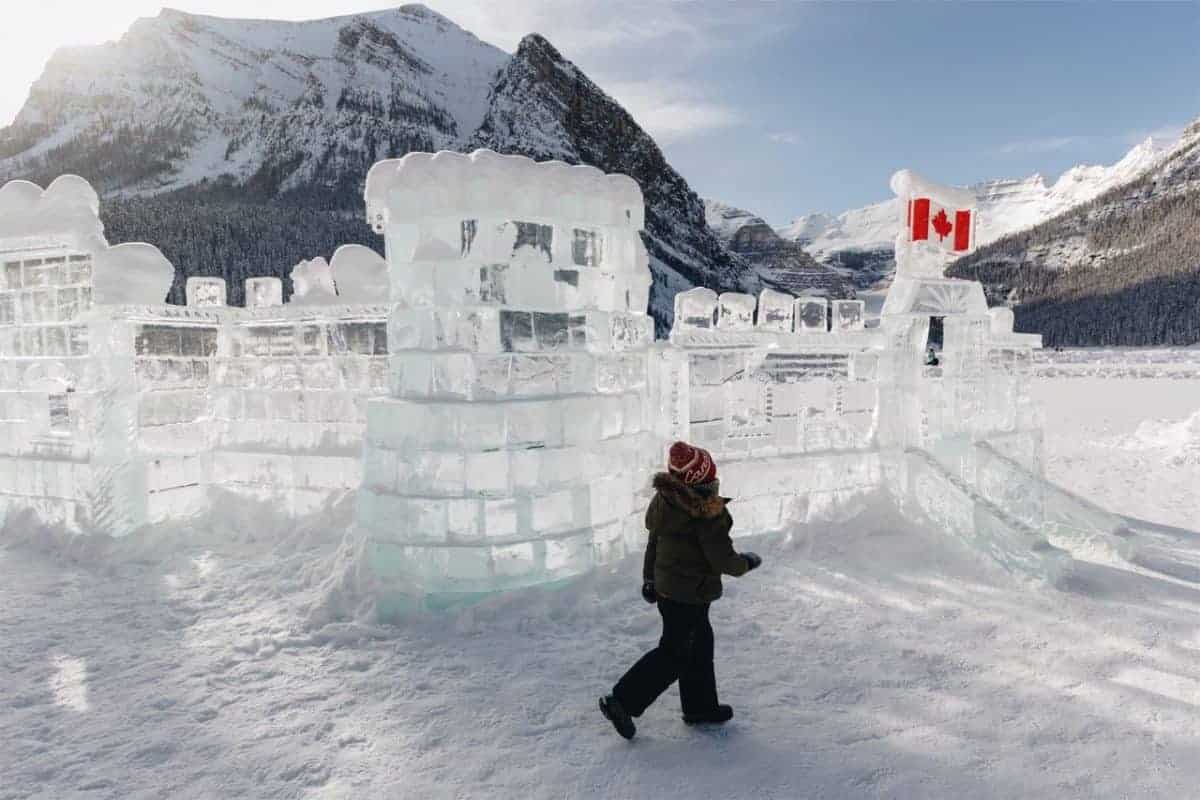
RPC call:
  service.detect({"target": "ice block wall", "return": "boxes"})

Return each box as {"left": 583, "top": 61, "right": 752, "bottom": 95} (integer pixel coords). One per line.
{"left": 662, "top": 288, "right": 882, "bottom": 534}
{"left": 0, "top": 173, "right": 400, "bottom": 533}
{"left": 108, "top": 306, "right": 222, "bottom": 525}
{"left": 212, "top": 302, "right": 389, "bottom": 513}
{"left": 358, "top": 150, "right": 657, "bottom": 605}
{"left": 0, "top": 233, "right": 192, "bottom": 533}
{"left": 0, "top": 246, "right": 98, "bottom": 527}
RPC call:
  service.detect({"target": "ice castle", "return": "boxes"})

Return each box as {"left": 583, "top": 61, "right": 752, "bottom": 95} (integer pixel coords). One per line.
{"left": 0, "top": 152, "right": 1132, "bottom": 615}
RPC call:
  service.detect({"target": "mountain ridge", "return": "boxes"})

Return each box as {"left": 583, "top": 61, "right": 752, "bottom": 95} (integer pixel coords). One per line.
{"left": 704, "top": 199, "right": 855, "bottom": 299}
{"left": 948, "top": 119, "right": 1200, "bottom": 346}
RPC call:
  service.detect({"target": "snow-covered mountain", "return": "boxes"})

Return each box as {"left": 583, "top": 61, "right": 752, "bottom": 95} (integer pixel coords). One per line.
{"left": 781, "top": 136, "right": 1177, "bottom": 285}
{"left": 0, "top": 6, "right": 753, "bottom": 323}
{"left": 0, "top": 5, "right": 508, "bottom": 196}
{"left": 704, "top": 200, "right": 854, "bottom": 298}
{"left": 950, "top": 117, "right": 1200, "bottom": 346}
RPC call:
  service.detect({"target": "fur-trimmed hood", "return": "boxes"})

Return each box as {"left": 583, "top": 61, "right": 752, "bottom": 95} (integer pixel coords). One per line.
{"left": 652, "top": 472, "right": 728, "bottom": 520}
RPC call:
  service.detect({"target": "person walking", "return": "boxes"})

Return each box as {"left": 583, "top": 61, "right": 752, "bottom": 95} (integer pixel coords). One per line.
{"left": 599, "top": 441, "right": 762, "bottom": 740}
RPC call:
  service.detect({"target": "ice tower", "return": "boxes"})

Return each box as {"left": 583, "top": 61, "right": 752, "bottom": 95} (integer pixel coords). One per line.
{"left": 357, "top": 150, "right": 656, "bottom": 610}
{"left": 878, "top": 170, "right": 1042, "bottom": 452}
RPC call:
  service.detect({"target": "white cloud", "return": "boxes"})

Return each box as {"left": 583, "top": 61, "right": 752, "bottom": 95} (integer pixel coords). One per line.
{"left": 602, "top": 79, "right": 741, "bottom": 143}
{"left": 1123, "top": 122, "right": 1187, "bottom": 147}
{"left": 767, "top": 132, "right": 801, "bottom": 145}
{"left": 996, "top": 136, "right": 1085, "bottom": 155}
{"left": 432, "top": 0, "right": 790, "bottom": 56}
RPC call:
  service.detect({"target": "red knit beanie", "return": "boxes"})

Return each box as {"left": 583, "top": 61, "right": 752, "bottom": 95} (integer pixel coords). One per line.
{"left": 668, "top": 441, "right": 717, "bottom": 486}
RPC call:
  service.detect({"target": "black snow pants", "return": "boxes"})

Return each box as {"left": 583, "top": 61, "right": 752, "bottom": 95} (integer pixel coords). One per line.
{"left": 612, "top": 597, "right": 718, "bottom": 717}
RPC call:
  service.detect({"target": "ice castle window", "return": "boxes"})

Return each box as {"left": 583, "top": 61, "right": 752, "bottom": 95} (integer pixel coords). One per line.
{"left": 479, "top": 264, "right": 508, "bottom": 304}
{"left": 372, "top": 323, "right": 388, "bottom": 355}
{"left": 40, "top": 257, "right": 66, "bottom": 286}
{"left": 67, "top": 254, "right": 91, "bottom": 285}
{"left": 330, "top": 322, "right": 385, "bottom": 356}
{"left": 3, "top": 261, "right": 21, "bottom": 290}
{"left": 510, "top": 222, "right": 553, "bottom": 262}
{"left": 180, "top": 327, "right": 218, "bottom": 358}
{"left": 571, "top": 229, "right": 603, "bottom": 267}
{"left": 499, "top": 310, "right": 535, "bottom": 352}
{"left": 461, "top": 220, "right": 478, "bottom": 257}
{"left": 56, "top": 288, "right": 79, "bottom": 321}
{"left": 298, "top": 325, "right": 325, "bottom": 357}
{"left": 136, "top": 325, "right": 182, "bottom": 357}
{"left": 48, "top": 391, "right": 70, "bottom": 433}
{"left": 533, "top": 313, "right": 570, "bottom": 350}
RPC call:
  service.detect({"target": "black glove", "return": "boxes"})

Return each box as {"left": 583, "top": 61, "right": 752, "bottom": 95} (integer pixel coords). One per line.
{"left": 641, "top": 581, "right": 658, "bottom": 604}
{"left": 741, "top": 552, "right": 762, "bottom": 571}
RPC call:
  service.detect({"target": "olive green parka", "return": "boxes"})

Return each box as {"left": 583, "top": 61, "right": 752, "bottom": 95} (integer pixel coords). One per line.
{"left": 643, "top": 472, "right": 750, "bottom": 604}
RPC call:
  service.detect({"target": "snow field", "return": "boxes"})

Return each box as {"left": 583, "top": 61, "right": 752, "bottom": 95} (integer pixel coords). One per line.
{"left": 2, "top": 377, "right": 1200, "bottom": 798}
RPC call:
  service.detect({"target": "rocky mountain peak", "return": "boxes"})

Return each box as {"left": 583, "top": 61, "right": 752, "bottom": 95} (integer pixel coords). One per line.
{"left": 470, "top": 30, "right": 753, "bottom": 326}
{"left": 704, "top": 200, "right": 855, "bottom": 298}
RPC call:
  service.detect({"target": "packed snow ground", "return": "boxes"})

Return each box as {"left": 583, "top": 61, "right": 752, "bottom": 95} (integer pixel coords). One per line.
{"left": 4, "top": 378, "right": 1200, "bottom": 799}
{"left": 1035, "top": 378, "right": 1200, "bottom": 533}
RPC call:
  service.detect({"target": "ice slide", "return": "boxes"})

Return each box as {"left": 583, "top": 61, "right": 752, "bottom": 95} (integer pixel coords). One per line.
{"left": 901, "top": 441, "right": 1139, "bottom": 584}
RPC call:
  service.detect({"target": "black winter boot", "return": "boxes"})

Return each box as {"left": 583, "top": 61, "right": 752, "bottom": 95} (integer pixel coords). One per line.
{"left": 599, "top": 695, "right": 636, "bottom": 739}
{"left": 683, "top": 704, "right": 733, "bottom": 725}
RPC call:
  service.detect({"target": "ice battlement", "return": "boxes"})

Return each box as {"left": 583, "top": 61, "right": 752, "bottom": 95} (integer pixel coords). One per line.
{"left": 365, "top": 149, "right": 644, "bottom": 233}
{"left": 670, "top": 286, "right": 873, "bottom": 345}
{"left": 0, "top": 174, "right": 392, "bottom": 530}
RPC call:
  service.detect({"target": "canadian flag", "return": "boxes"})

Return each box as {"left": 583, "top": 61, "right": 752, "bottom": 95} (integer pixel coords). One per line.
{"left": 906, "top": 198, "right": 975, "bottom": 253}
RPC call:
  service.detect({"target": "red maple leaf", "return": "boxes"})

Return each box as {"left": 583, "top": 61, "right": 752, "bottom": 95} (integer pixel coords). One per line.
{"left": 931, "top": 209, "right": 953, "bottom": 241}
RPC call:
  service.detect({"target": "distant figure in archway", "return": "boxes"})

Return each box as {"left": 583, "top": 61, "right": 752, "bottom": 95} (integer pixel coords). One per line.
{"left": 925, "top": 345, "right": 940, "bottom": 367}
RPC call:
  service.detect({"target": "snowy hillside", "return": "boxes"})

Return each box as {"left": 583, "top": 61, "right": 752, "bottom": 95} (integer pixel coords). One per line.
{"left": 0, "top": 5, "right": 508, "bottom": 196}
{"left": 781, "top": 135, "right": 1176, "bottom": 283}
{"left": 951, "top": 119, "right": 1200, "bottom": 346}
{"left": 4, "top": 374, "right": 1200, "bottom": 797}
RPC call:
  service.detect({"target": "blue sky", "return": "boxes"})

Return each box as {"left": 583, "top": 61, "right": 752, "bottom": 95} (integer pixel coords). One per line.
{"left": 2, "top": 1, "right": 1197, "bottom": 224}
{"left": 567, "top": 1, "right": 1200, "bottom": 224}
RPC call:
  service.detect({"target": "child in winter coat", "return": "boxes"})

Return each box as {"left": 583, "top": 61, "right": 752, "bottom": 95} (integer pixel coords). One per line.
{"left": 599, "top": 441, "right": 762, "bottom": 740}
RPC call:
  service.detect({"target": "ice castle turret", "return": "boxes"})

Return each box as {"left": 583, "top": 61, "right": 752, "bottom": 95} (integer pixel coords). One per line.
{"left": 357, "top": 150, "right": 657, "bottom": 609}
